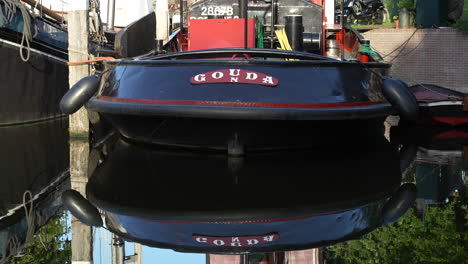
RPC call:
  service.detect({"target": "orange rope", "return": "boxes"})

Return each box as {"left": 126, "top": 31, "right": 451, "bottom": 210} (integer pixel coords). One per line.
{"left": 67, "top": 57, "right": 115, "bottom": 66}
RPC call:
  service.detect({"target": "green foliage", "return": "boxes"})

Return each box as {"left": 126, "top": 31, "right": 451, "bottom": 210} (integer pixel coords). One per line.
{"left": 10, "top": 212, "right": 71, "bottom": 264}
{"left": 383, "top": 0, "right": 399, "bottom": 21}
{"left": 455, "top": 0, "right": 468, "bottom": 34}
{"left": 324, "top": 194, "right": 468, "bottom": 264}
{"left": 397, "top": 0, "right": 415, "bottom": 10}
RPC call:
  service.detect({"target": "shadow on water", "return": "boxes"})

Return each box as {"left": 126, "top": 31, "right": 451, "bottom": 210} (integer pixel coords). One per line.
{"left": 0, "top": 119, "right": 70, "bottom": 263}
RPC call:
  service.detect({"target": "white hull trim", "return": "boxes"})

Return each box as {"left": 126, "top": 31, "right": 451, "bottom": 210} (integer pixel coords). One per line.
{"left": 418, "top": 101, "right": 463, "bottom": 108}
{"left": 0, "top": 37, "right": 68, "bottom": 64}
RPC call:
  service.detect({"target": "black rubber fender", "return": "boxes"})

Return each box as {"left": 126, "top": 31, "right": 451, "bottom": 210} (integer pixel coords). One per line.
{"left": 382, "top": 78, "right": 419, "bottom": 121}
{"left": 381, "top": 183, "right": 417, "bottom": 225}
{"left": 60, "top": 75, "right": 101, "bottom": 114}
{"left": 61, "top": 189, "right": 103, "bottom": 227}
{"left": 399, "top": 144, "right": 418, "bottom": 174}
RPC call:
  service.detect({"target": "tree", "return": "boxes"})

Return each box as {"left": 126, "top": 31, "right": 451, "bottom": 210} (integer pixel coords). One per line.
{"left": 455, "top": 0, "right": 468, "bottom": 33}
{"left": 383, "top": 0, "right": 405, "bottom": 22}
{"left": 10, "top": 212, "right": 71, "bottom": 264}
{"left": 324, "top": 194, "right": 468, "bottom": 264}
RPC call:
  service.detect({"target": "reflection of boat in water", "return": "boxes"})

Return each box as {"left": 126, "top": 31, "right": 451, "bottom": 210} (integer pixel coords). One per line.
{"left": 409, "top": 84, "right": 468, "bottom": 126}
{"left": 61, "top": 0, "right": 418, "bottom": 149}
{"left": 0, "top": 0, "right": 69, "bottom": 126}
{"left": 63, "top": 135, "right": 417, "bottom": 254}
{"left": 391, "top": 125, "right": 468, "bottom": 164}
{"left": 0, "top": 119, "right": 69, "bottom": 261}
{"left": 391, "top": 125, "right": 467, "bottom": 205}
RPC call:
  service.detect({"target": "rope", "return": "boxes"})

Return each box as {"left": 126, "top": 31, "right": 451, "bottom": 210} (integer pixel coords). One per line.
{"left": 0, "top": 0, "right": 33, "bottom": 61}
{"left": 22, "top": 191, "right": 36, "bottom": 245}
{"left": 18, "top": 3, "right": 32, "bottom": 62}
{"left": 370, "top": 28, "right": 419, "bottom": 59}
{"left": 67, "top": 56, "right": 116, "bottom": 66}
{"left": 0, "top": 0, "right": 16, "bottom": 25}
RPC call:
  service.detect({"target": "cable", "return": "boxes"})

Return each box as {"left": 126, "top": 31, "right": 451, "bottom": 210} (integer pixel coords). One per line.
{"left": 370, "top": 28, "right": 419, "bottom": 59}
{"left": 389, "top": 30, "right": 429, "bottom": 62}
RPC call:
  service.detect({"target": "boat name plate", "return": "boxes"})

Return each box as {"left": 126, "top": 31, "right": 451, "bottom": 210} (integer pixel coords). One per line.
{"left": 190, "top": 69, "right": 279, "bottom": 87}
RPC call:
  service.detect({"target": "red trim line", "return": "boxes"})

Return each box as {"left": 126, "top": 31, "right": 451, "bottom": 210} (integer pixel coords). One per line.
{"left": 434, "top": 130, "right": 468, "bottom": 139}
{"left": 432, "top": 117, "right": 468, "bottom": 126}
{"left": 97, "top": 97, "right": 384, "bottom": 109}
{"left": 133, "top": 210, "right": 350, "bottom": 225}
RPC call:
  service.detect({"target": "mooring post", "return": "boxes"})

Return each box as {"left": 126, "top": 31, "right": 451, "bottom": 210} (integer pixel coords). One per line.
{"left": 68, "top": 0, "right": 90, "bottom": 137}
{"left": 68, "top": 2, "right": 92, "bottom": 261}
{"left": 70, "top": 139, "right": 93, "bottom": 264}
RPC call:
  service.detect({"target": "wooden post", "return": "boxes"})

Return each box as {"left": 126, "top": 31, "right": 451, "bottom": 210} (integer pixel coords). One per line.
{"left": 155, "top": 0, "right": 170, "bottom": 41}
{"left": 68, "top": 1, "right": 90, "bottom": 137}
{"left": 70, "top": 139, "right": 93, "bottom": 264}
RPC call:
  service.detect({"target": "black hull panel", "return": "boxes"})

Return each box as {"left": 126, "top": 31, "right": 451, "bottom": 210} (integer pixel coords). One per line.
{"left": 0, "top": 38, "right": 69, "bottom": 125}
{"left": 0, "top": 119, "right": 69, "bottom": 228}
{"left": 99, "top": 113, "right": 386, "bottom": 151}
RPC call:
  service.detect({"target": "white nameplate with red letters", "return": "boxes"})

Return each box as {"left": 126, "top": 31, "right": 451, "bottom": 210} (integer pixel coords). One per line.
{"left": 192, "top": 233, "right": 279, "bottom": 247}
{"left": 190, "top": 69, "right": 279, "bottom": 87}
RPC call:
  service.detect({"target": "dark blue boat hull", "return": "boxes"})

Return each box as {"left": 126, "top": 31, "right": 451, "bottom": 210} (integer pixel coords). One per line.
{"left": 88, "top": 59, "right": 392, "bottom": 149}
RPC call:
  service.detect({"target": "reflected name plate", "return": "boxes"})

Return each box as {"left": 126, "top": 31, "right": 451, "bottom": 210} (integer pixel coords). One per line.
{"left": 193, "top": 233, "right": 279, "bottom": 247}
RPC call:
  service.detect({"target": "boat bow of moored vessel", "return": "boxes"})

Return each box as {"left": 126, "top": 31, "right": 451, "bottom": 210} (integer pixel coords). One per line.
{"left": 61, "top": 0, "right": 419, "bottom": 149}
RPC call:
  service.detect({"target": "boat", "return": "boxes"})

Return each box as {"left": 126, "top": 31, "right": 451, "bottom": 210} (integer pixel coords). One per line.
{"left": 409, "top": 84, "right": 468, "bottom": 126}
{"left": 62, "top": 134, "right": 417, "bottom": 254}
{"left": 61, "top": 0, "right": 418, "bottom": 151}
{"left": 0, "top": 0, "right": 69, "bottom": 126}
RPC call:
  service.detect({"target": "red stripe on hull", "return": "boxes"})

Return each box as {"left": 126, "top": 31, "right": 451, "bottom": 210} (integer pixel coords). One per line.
{"left": 97, "top": 97, "right": 384, "bottom": 109}
{"left": 434, "top": 130, "right": 468, "bottom": 139}
{"left": 134, "top": 209, "right": 350, "bottom": 225}
{"left": 431, "top": 117, "right": 468, "bottom": 126}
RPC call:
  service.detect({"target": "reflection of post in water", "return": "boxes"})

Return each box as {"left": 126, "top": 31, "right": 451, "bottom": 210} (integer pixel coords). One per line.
{"left": 70, "top": 139, "right": 144, "bottom": 264}
{"left": 111, "top": 234, "right": 143, "bottom": 264}
{"left": 207, "top": 250, "right": 322, "bottom": 264}
{"left": 70, "top": 139, "right": 93, "bottom": 264}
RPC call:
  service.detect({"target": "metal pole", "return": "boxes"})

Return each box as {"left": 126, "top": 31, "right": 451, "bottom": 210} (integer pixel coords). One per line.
{"left": 112, "top": 234, "right": 125, "bottom": 264}
{"left": 107, "top": 0, "right": 115, "bottom": 31}
{"left": 179, "top": 0, "right": 184, "bottom": 33}
{"left": 134, "top": 243, "right": 142, "bottom": 264}
{"left": 341, "top": 0, "right": 345, "bottom": 61}
{"left": 239, "top": 0, "right": 248, "bottom": 48}
{"left": 270, "top": 0, "right": 277, "bottom": 48}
